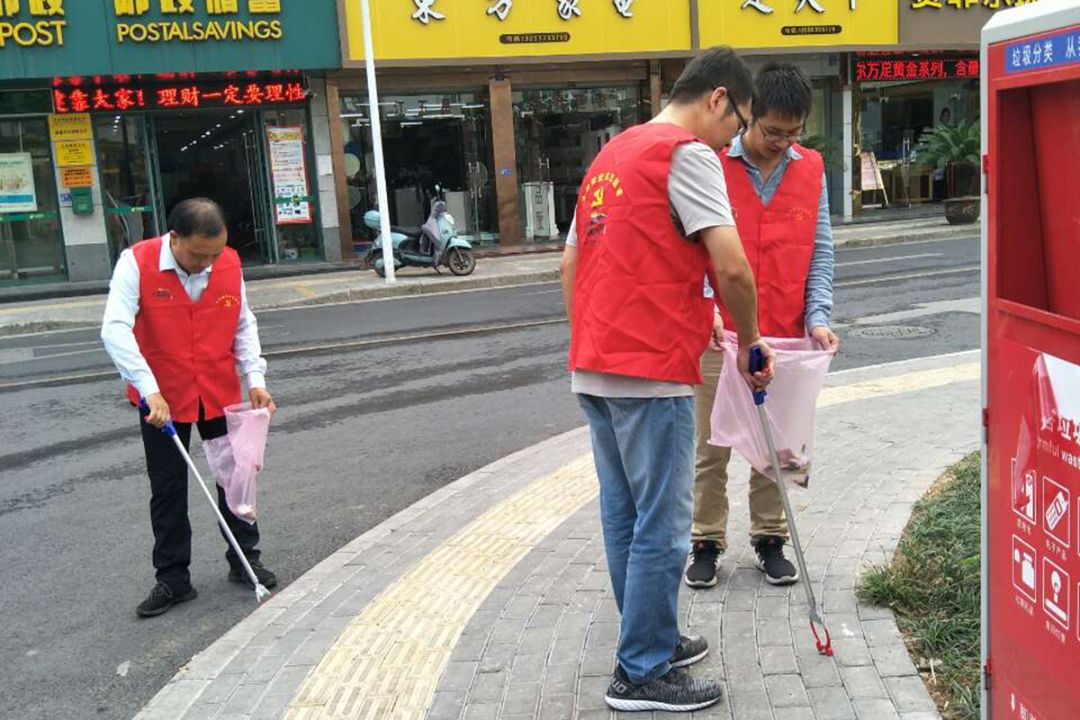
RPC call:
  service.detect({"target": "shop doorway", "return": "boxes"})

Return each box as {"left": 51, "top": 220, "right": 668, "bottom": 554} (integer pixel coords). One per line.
{"left": 150, "top": 110, "right": 273, "bottom": 264}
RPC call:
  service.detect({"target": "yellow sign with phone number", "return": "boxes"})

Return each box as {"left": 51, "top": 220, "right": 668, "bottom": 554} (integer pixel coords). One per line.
{"left": 700, "top": 1, "right": 897, "bottom": 49}
{"left": 346, "top": 0, "right": 691, "bottom": 62}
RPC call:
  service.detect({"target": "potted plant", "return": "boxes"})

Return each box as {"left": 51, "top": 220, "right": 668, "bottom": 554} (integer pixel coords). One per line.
{"left": 914, "top": 119, "right": 981, "bottom": 225}
{"left": 801, "top": 133, "right": 843, "bottom": 173}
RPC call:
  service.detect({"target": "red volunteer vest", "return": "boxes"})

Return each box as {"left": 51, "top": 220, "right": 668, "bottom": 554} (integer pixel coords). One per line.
{"left": 124, "top": 236, "right": 244, "bottom": 423}
{"left": 569, "top": 123, "right": 716, "bottom": 386}
{"left": 718, "top": 144, "right": 823, "bottom": 338}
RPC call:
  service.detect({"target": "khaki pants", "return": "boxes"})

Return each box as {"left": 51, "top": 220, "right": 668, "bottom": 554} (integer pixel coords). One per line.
{"left": 692, "top": 349, "right": 788, "bottom": 550}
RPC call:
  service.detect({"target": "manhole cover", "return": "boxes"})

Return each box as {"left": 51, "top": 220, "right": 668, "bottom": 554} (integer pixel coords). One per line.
{"left": 850, "top": 325, "right": 936, "bottom": 339}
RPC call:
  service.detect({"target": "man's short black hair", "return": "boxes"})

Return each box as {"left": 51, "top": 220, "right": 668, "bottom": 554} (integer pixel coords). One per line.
{"left": 669, "top": 46, "right": 754, "bottom": 108}
{"left": 752, "top": 63, "right": 813, "bottom": 122}
{"left": 169, "top": 198, "right": 227, "bottom": 238}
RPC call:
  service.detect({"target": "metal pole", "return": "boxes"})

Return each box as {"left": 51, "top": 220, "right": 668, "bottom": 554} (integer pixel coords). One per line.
{"left": 360, "top": 0, "right": 396, "bottom": 283}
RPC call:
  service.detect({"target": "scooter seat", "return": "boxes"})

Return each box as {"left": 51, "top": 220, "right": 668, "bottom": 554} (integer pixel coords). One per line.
{"left": 391, "top": 224, "right": 424, "bottom": 238}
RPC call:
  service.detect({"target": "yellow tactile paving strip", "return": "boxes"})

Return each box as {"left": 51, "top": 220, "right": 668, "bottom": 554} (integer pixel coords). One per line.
{"left": 285, "top": 455, "right": 599, "bottom": 719}
{"left": 285, "top": 362, "right": 981, "bottom": 719}
{"left": 819, "top": 362, "right": 980, "bottom": 408}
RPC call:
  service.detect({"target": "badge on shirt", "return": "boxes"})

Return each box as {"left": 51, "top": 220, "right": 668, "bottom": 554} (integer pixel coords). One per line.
{"left": 217, "top": 294, "right": 239, "bottom": 308}
{"left": 153, "top": 288, "right": 173, "bottom": 300}
{"left": 790, "top": 205, "right": 813, "bottom": 223}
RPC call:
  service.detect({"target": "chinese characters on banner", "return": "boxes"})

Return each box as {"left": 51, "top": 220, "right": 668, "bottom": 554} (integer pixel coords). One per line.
{"left": 414, "top": 0, "right": 636, "bottom": 24}
{"left": 411, "top": 0, "right": 444, "bottom": 25}
{"left": 855, "top": 55, "right": 980, "bottom": 81}
{"left": 51, "top": 79, "right": 306, "bottom": 114}
{"left": 111, "top": 1, "right": 283, "bottom": 16}
{"left": 1006, "top": 28, "right": 1080, "bottom": 74}
{"left": 486, "top": 0, "right": 512, "bottom": 21}
{"left": 266, "top": 126, "right": 312, "bottom": 225}
{"left": 910, "top": 0, "right": 1039, "bottom": 9}
{"left": 740, "top": 0, "right": 849, "bottom": 15}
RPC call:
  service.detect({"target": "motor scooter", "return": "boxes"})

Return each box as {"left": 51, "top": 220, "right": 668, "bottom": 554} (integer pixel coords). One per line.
{"left": 364, "top": 187, "right": 476, "bottom": 277}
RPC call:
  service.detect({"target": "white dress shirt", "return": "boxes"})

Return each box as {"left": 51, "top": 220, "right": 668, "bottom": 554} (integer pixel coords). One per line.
{"left": 100, "top": 234, "right": 268, "bottom": 400}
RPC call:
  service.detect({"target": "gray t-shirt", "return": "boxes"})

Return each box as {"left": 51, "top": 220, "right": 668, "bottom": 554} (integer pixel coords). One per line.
{"left": 567, "top": 140, "right": 734, "bottom": 398}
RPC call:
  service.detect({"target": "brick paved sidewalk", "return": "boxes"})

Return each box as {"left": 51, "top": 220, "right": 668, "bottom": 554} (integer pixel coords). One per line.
{"left": 136, "top": 351, "right": 979, "bottom": 720}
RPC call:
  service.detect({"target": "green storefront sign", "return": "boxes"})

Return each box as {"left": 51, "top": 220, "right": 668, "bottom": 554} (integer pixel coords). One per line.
{"left": 0, "top": 0, "right": 340, "bottom": 81}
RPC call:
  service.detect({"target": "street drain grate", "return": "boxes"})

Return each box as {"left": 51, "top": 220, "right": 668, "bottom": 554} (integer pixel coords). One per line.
{"left": 850, "top": 325, "right": 936, "bottom": 339}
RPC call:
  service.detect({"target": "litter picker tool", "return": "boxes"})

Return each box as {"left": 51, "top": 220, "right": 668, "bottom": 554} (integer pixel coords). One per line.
{"left": 140, "top": 399, "right": 272, "bottom": 604}
{"left": 749, "top": 347, "right": 833, "bottom": 657}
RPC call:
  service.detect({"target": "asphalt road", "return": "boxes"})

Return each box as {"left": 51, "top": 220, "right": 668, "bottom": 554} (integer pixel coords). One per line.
{"left": 0, "top": 234, "right": 980, "bottom": 720}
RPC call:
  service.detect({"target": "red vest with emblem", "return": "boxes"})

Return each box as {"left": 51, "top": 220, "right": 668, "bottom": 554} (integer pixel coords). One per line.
{"left": 718, "top": 144, "right": 823, "bottom": 338}
{"left": 569, "top": 123, "right": 716, "bottom": 386}
{"left": 124, "top": 236, "right": 244, "bottom": 422}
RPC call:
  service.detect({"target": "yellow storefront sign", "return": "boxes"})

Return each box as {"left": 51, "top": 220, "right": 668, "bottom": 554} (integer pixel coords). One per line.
{"left": 48, "top": 113, "right": 92, "bottom": 142}
{"left": 0, "top": 0, "right": 66, "bottom": 47}
{"left": 346, "top": 0, "right": 691, "bottom": 62}
{"left": 55, "top": 140, "right": 94, "bottom": 167}
{"left": 700, "top": 0, "right": 897, "bottom": 49}
{"left": 112, "top": 0, "right": 284, "bottom": 45}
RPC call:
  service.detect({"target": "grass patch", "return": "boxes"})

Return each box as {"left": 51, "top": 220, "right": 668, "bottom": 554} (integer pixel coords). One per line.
{"left": 857, "top": 453, "right": 981, "bottom": 720}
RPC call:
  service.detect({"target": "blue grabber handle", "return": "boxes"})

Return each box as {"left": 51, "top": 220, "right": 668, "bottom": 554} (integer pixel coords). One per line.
{"left": 139, "top": 398, "right": 178, "bottom": 437}
{"left": 750, "top": 346, "right": 768, "bottom": 406}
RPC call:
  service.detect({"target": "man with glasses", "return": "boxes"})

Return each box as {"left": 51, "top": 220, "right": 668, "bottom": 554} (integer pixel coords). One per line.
{"left": 560, "top": 46, "right": 775, "bottom": 712}
{"left": 685, "top": 63, "right": 839, "bottom": 591}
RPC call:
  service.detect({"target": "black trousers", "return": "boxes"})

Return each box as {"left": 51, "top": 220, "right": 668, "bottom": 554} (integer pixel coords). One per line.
{"left": 139, "top": 406, "right": 261, "bottom": 592}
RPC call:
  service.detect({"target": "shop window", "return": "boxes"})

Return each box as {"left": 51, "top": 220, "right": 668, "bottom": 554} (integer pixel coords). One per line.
{"left": 340, "top": 91, "right": 498, "bottom": 248}
{"left": 0, "top": 118, "right": 65, "bottom": 283}
{"left": 860, "top": 78, "right": 980, "bottom": 204}
{"left": 512, "top": 85, "right": 644, "bottom": 242}
{"left": 95, "top": 115, "right": 158, "bottom": 264}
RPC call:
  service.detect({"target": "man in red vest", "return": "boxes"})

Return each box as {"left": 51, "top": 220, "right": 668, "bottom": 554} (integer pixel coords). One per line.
{"left": 561, "top": 47, "right": 775, "bottom": 712}
{"left": 685, "top": 64, "right": 839, "bottom": 592}
{"left": 101, "top": 198, "right": 278, "bottom": 618}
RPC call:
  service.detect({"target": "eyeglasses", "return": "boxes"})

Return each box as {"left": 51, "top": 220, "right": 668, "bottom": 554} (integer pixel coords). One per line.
{"left": 760, "top": 125, "right": 805, "bottom": 145}
{"left": 730, "top": 100, "right": 749, "bottom": 135}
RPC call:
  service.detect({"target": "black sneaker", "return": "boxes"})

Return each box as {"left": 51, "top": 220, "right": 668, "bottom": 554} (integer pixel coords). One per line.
{"left": 229, "top": 560, "right": 278, "bottom": 589}
{"left": 685, "top": 540, "right": 723, "bottom": 588}
{"left": 671, "top": 634, "right": 709, "bottom": 668}
{"left": 754, "top": 536, "right": 799, "bottom": 585}
{"left": 136, "top": 581, "right": 198, "bottom": 618}
{"left": 605, "top": 665, "right": 723, "bottom": 712}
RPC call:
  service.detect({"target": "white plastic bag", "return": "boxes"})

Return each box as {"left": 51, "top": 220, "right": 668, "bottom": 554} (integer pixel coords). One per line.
{"left": 710, "top": 332, "right": 834, "bottom": 489}
{"left": 203, "top": 402, "right": 271, "bottom": 524}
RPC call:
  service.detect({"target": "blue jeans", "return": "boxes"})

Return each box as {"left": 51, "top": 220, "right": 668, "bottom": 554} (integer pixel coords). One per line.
{"left": 577, "top": 393, "right": 695, "bottom": 684}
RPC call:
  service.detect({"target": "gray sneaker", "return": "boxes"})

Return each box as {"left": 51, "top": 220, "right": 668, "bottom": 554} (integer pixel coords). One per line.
{"left": 670, "top": 634, "right": 709, "bottom": 668}
{"left": 605, "top": 666, "right": 723, "bottom": 712}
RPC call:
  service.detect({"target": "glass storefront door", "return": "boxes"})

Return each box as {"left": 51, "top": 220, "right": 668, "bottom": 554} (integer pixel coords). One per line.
{"left": 513, "top": 85, "right": 644, "bottom": 242}
{"left": 95, "top": 115, "right": 158, "bottom": 264}
{"left": 262, "top": 107, "right": 322, "bottom": 262}
{"left": 150, "top": 109, "right": 273, "bottom": 264}
{"left": 0, "top": 117, "right": 65, "bottom": 283}
{"left": 340, "top": 91, "right": 498, "bottom": 246}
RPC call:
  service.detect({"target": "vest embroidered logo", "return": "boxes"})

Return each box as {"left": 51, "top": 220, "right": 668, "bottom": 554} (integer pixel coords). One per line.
{"left": 153, "top": 288, "right": 173, "bottom": 300}
{"left": 790, "top": 204, "right": 813, "bottom": 223}
{"left": 217, "top": 293, "right": 240, "bottom": 307}
{"left": 579, "top": 171, "right": 625, "bottom": 241}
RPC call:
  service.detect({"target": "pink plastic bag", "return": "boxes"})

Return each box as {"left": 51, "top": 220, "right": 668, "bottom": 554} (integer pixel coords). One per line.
{"left": 710, "top": 332, "right": 834, "bottom": 489}
{"left": 203, "top": 402, "right": 271, "bottom": 524}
